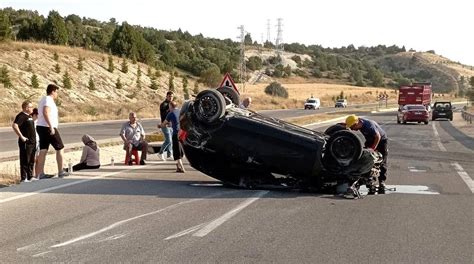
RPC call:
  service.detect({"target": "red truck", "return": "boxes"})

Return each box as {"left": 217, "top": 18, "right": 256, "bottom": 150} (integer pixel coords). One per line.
{"left": 398, "top": 82, "right": 432, "bottom": 107}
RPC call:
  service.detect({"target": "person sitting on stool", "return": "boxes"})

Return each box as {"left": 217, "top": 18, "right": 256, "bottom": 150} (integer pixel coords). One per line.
{"left": 120, "top": 112, "right": 148, "bottom": 165}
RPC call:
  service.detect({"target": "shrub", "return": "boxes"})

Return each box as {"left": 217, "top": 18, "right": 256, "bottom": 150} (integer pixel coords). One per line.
{"left": 264, "top": 82, "right": 288, "bottom": 98}
{"left": 116, "top": 77, "right": 122, "bottom": 89}
{"left": 63, "top": 71, "right": 72, "bottom": 89}
{"left": 150, "top": 79, "right": 158, "bottom": 90}
{"left": 88, "top": 76, "right": 95, "bottom": 90}
{"left": 53, "top": 52, "right": 59, "bottom": 61}
{"left": 31, "top": 73, "right": 39, "bottom": 88}
{"left": 77, "top": 56, "right": 83, "bottom": 71}
{"left": 54, "top": 63, "right": 60, "bottom": 73}
{"left": 108, "top": 55, "right": 114, "bottom": 73}
{"left": 121, "top": 58, "right": 128, "bottom": 73}
{"left": 0, "top": 65, "right": 13, "bottom": 88}
{"left": 24, "top": 51, "right": 29, "bottom": 60}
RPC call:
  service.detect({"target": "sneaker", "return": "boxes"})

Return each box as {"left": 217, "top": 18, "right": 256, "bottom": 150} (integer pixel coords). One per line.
{"left": 39, "top": 173, "right": 54, "bottom": 179}
{"left": 140, "top": 160, "right": 146, "bottom": 165}
{"left": 21, "top": 179, "right": 30, "bottom": 183}
{"left": 58, "top": 171, "right": 70, "bottom": 178}
{"left": 31, "top": 177, "right": 39, "bottom": 181}
{"left": 158, "top": 153, "right": 166, "bottom": 161}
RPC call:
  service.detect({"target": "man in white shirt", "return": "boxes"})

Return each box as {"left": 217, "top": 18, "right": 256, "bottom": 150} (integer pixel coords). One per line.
{"left": 36, "top": 84, "right": 69, "bottom": 178}
{"left": 120, "top": 112, "right": 148, "bottom": 165}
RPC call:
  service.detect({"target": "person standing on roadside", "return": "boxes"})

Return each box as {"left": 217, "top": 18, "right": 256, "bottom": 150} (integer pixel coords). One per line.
{"left": 36, "top": 84, "right": 69, "bottom": 178}
{"left": 160, "top": 101, "right": 185, "bottom": 173}
{"left": 31, "top": 108, "right": 41, "bottom": 179}
{"left": 12, "top": 100, "right": 36, "bottom": 182}
{"left": 158, "top": 91, "right": 174, "bottom": 160}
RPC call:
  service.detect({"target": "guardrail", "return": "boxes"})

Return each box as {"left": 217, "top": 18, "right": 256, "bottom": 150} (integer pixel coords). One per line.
{"left": 461, "top": 110, "right": 473, "bottom": 124}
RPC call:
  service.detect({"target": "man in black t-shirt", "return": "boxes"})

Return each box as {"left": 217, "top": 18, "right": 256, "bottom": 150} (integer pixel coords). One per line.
{"left": 12, "top": 100, "right": 37, "bottom": 182}
{"left": 157, "top": 91, "right": 174, "bottom": 159}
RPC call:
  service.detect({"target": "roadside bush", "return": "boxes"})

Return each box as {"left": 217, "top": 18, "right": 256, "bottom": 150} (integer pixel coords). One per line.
{"left": 88, "top": 77, "right": 95, "bottom": 90}
{"left": 63, "top": 71, "right": 72, "bottom": 89}
{"left": 264, "top": 82, "right": 288, "bottom": 98}
{"left": 31, "top": 73, "right": 39, "bottom": 88}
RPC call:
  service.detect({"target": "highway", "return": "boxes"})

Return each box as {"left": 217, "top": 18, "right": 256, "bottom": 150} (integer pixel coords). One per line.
{"left": 1, "top": 110, "right": 472, "bottom": 263}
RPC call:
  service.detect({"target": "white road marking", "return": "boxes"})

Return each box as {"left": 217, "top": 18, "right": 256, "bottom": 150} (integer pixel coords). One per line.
{"left": 193, "top": 190, "right": 268, "bottom": 237}
{"left": 359, "top": 185, "right": 439, "bottom": 195}
{"left": 0, "top": 166, "right": 146, "bottom": 204}
{"left": 190, "top": 183, "right": 223, "bottom": 187}
{"left": 165, "top": 223, "right": 207, "bottom": 240}
{"left": 32, "top": 251, "right": 52, "bottom": 257}
{"left": 50, "top": 198, "right": 200, "bottom": 248}
{"left": 432, "top": 122, "right": 447, "bottom": 152}
{"left": 451, "top": 162, "right": 474, "bottom": 193}
{"left": 408, "top": 166, "right": 426, "bottom": 173}
{"left": 99, "top": 233, "right": 127, "bottom": 242}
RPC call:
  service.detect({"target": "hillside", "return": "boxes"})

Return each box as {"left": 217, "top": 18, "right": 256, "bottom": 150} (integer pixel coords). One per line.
{"left": 0, "top": 41, "right": 197, "bottom": 125}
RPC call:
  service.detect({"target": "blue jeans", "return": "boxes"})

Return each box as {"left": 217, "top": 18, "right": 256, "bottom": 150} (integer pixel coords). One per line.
{"left": 159, "top": 127, "right": 173, "bottom": 157}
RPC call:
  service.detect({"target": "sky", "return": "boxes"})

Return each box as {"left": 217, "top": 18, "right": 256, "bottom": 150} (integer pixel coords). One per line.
{"left": 2, "top": 0, "right": 473, "bottom": 66}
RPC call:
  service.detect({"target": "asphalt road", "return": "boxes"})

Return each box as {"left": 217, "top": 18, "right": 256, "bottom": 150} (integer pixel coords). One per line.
{"left": 1, "top": 111, "right": 472, "bottom": 263}
{"left": 0, "top": 103, "right": 380, "bottom": 155}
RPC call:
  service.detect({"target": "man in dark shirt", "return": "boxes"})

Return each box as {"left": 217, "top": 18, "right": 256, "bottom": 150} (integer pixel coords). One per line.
{"left": 158, "top": 91, "right": 174, "bottom": 160}
{"left": 346, "top": 114, "right": 388, "bottom": 194}
{"left": 12, "top": 100, "right": 37, "bottom": 182}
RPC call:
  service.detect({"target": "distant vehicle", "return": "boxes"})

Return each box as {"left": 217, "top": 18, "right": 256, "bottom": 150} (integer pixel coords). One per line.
{"left": 397, "top": 104, "right": 429, "bottom": 125}
{"left": 398, "top": 82, "right": 432, "bottom": 108}
{"left": 304, "top": 98, "right": 321, "bottom": 110}
{"left": 432, "top": 101, "right": 453, "bottom": 121}
{"left": 335, "top": 99, "right": 347, "bottom": 108}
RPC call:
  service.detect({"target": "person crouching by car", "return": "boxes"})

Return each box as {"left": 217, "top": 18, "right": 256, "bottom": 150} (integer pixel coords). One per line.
{"left": 159, "top": 101, "right": 186, "bottom": 173}
{"left": 66, "top": 134, "right": 100, "bottom": 172}
{"left": 345, "top": 114, "right": 388, "bottom": 194}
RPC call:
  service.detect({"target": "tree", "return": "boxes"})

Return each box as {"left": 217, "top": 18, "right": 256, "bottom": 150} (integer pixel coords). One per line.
{"left": 88, "top": 76, "right": 95, "bottom": 90}
{"left": 24, "top": 51, "right": 29, "bottom": 60}
{"left": 53, "top": 52, "right": 59, "bottom": 61}
{"left": 44, "top": 10, "right": 68, "bottom": 45}
{"left": 264, "top": 82, "right": 288, "bottom": 98}
{"left": 244, "top": 33, "right": 252, "bottom": 45}
{"left": 246, "top": 56, "right": 263, "bottom": 71}
{"left": 0, "top": 65, "right": 13, "bottom": 88}
{"left": 168, "top": 73, "right": 175, "bottom": 92}
{"left": 54, "top": 63, "right": 61, "bottom": 73}
{"left": 470, "top": 76, "right": 474, "bottom": 88}
{"left": 0, "top": 11, "right": 12, "bottom": 41}
{"left": 116, "top": 77, "right": 122, "bottom": 89}
{"left": 31, "top": 73, "right": 39, "bottom": 88}
{"left": 182, "top": 76, "right": 189, "bottom": 99}
{"left": 199, "top": 66, "right": 221, "bottom": 87}
{"left": 121, "top": 57, "right": 128, "bottom": 73}
{"left": 108, "top": 55, "right": 114, "bottom": 73}
{"left": 150, "top": 79, "right": 159, "bottom": 90}
{"left": 63, "top": 70, "right": 72, "bottom": 89}
{"left": 77, "top": 56, "right": 83, "bottom": 71}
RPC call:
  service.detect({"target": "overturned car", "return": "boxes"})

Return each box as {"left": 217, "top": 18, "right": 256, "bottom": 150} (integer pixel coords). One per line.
{"left": 179, "top": 88, "right": 382, "bottom": 194}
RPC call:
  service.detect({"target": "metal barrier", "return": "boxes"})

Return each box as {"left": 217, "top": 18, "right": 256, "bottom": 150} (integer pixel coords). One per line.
{"left": 461, "top": 110, "right": 473, "bottom": 124}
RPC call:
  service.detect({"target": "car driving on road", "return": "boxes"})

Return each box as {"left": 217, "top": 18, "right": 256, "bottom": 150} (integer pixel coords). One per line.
{"left": 335, "top": 99, "right": 347, "bottom": 108}
{"left": 432, "top": 101, "right": 453, "bottom": 121}
{"left": 304, "top": 98, "right": 321, "bottom": 110}
{"left": 397, "top": 104, "right": 429, "bottom": 124}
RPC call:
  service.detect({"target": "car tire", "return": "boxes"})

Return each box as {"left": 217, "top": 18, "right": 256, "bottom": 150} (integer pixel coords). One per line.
{"left": 193, "top": 89, "right": 226, "bottom": 124}
{"left": 324, "top": 123, "right": 346, "bottom": 136}
{"left": 424, "top": 121, "right": 429, "bottom": 125}
{"left": 216, "top": 86, "right": 240, "bottom": 106}
{"left": 326, "top": 130, "right": 363, "bottom": 167}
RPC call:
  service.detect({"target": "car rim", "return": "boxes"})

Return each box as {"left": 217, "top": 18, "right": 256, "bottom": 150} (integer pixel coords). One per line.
{"left": 197, "top": 95, "right": 219, "bottom": 119}
{"left": 331, "top": 135, "right": 357, "bottom": 160}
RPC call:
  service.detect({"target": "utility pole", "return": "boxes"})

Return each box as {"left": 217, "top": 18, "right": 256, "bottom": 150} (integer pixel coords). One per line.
{"left": 237, "top": 25, "right": 246, "bottom": 92}
{"left": 275, "top": 18, "right": 284, "bottom": 57}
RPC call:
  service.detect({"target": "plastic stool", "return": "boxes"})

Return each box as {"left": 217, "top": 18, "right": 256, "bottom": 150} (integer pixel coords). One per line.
{"left": 125, "top": 148, "right": 140, "bottom": 165}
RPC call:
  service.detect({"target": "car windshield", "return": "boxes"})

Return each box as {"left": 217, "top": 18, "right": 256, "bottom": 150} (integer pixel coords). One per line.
{"left": 434, "top": 103, "right": 451, "bottom": 108}
{"left": 307, "top": 99, "right": 316, "bottom": 103}
{"left": 407, "top": 105, "right": 425, "bottom": 110}
{"left": 336, "top": 99, "right": 345, "bottom": 103}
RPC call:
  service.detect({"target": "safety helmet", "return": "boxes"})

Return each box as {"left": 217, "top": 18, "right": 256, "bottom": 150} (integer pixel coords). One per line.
{"left": 345, "top": 114, "right": 359, "bottom": 129}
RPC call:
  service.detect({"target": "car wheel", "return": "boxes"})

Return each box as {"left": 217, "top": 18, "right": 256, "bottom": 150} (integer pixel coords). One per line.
{"left": 424, "top": 121, "right": 429, "bottom": 125}
{"left": 324, "top": 123, "right": 347, "bottom": 136}
{"left": 193, "top": 89, "right": 226, "bottom": 124}
{"left": 216, "top": 86, "right": 240, "bottom": 106}
{"left": 326, "top": 130, "right": 363, "bottom": 167}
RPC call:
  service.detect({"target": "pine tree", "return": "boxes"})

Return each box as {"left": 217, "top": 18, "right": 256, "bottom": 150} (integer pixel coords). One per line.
{"left": 31, "top": 73, "right": 39, "bottom": 88}
{"left": 137, "top": 66, "right": 142, "bottom": 79}
{"left": 77, "top": 56, "right": 83, "bottom": 71}
{"left": 44, "top": 11, "right": 68, "bottom": 45}
{"left": 54, "top": 63, "right": 61, "bottom": 73}
{"left": 108, "top": 55, "right": 114, "bottom": 73}
{"left": 0, "top": 65, "right": 13, "bottom": 88}
{"left": 0, "top": 12, "right": 12, "bottom": 41}
{"left": 63, "top": 70, "right": 72, "bottom": 89}
{"left": 168, "top": 73, "right": 175, "bottom": 92}
{"left": 116, "top": 77, "right": 122, "bottom": 89}
{"left": 27, "top": 64, "right": 33, "bottom": 72}
{"left": 24, "top": 51, "right": 29, "bottom": 60}
{"left": 150, "top": 79, "right": 158, "bottom": 90}
{"left": 88, "top": 76, "right": 95, "bottom": 90}
{"left": 193, "top": 82, "right": 199, "bottom": 95}
{"left": 147, "top": 67, "right": 152, "bottom": 77}
{"left": 182, "top": 76, "right": 189, "bottom": 99}
{"left": 121, "top": 58, "right": 128, "bottom": 73}
{"left": 53, "top": 52, "right": 59, "bottom": 61}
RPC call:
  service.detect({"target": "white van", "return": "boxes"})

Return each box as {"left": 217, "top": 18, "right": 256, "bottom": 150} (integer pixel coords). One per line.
{"left": 304, "top": 98, "right": 321, "bottom": 110}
